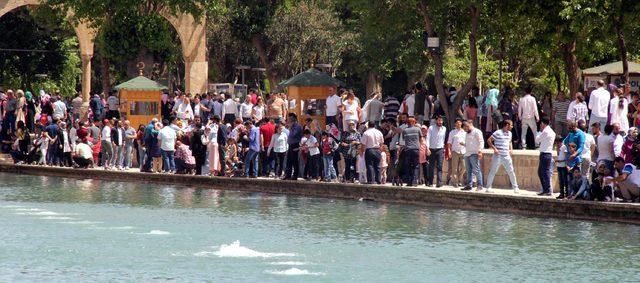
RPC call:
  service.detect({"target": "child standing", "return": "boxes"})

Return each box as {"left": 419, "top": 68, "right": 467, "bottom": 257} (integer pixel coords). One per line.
{"left": 380, "top": 144, "right": 390, "bottom": 184}
{"left": 356, "top": 144, "right": 367, "bottom": 184}
{"left": 556, "top": 143, "right": 569, "bottom": 199}
{"left": 301, "top": 129, "right": 320, "bottom": 181}
{"left": 320, "top": 132, "right": 338, "bottom": 182}
{"left": 38, "top": 132, "right": 49, "bottom": 165}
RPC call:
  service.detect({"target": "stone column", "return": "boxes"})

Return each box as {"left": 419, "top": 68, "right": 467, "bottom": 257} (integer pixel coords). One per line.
{"left": 81, "top": 53, "right": 93, "bottom": 119}
{"left": 185, "top": 60, "right": 208, "bottom": 95}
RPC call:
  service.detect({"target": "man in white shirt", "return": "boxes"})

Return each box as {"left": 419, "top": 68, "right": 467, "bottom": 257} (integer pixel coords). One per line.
{"left": 71, "top": 93, "right": 84, "bottom": 122}
{"left": 596, "top": 124, "right": 615, "bottom": 172}
{"left": 579, "top": 121, "right": 596, "bottom": 179}
{"left": 73, "top": 141, "right": 94, "bottom": 168}
{"left": 361, "top": 121, "right": 384, "bottom": 184}
{"left": 240, "top": 97, "right": 254, "bottom": 122}
{"left": 325, "top": 90, "right": 342, "bottom": 127}
{"left": 158, "top": 119, "right": 177, "bottom": 173}
{"left": 460, "top": 120, "right": 484, "bottom": 191}
{"left": 588, "top": 80, "right": 610, "bottom": 132}
{"left": 100, "top": 119, "right": 113, "bottom": 170}
{"left": 612, "top": 122, "right": 624, "bottom": 158}
{"left": 106, "top": 92, "right": 120, "bottom": 120}
{"left": 535, "top": 117, "right": 556, "bottom": 196}
{"left": 402, "top": 92, "right": 416, "bottom": 117}
{"left": 517, "top": 86, "right": 539, "bottom": 148}
{"left": 52, "top": 97, "right": 68, "bottom": 121}
{"left": 362, "top": 93, "right": 384, "bottom": 124}
{"left": 609, "top": 157, "right": 640, "bottom": 201}
{"left": 426, "top": 116, "right": 447, "bottom": 187}
{"left": 222, "top": 96, "right": 239, "bottom": 124}
{"left": 446, "top": 118, "right": 466, "bottom": 187}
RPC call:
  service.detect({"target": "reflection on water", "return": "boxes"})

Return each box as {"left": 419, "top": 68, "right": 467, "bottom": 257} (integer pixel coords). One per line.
{"left": 1, "top": 173, "right": 640, "bottom": 282}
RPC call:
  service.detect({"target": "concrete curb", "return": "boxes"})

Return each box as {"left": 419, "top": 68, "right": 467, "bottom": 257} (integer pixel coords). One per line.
{"left": 1, "top": 164, "right": 639, "bottom": 225}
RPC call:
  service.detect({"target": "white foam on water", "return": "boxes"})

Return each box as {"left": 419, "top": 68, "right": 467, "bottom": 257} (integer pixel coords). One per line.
{"left": 14, "top": 211, "right": 78, "bottom": 216}
{"left": 89, "top": 226, "right": 135, "bottom": 230}
{"left": 39, "top": 216, "right": 76, "bottom": 220}
{"left": 264, "top": 268, "right": 325, "bottom": 276}
{"left": 12, "top": 208, "right": 43, "bottom": 211}
{"left": 0, "top": 205, "right": 24, "bottom": 208}
{"left": 194, "top": 241, "right": 296, "bottom": 258}
{"left": 145, "top": 230, "right": 171, "bottom": 235}
{"left": 59, "top": 220, "right": 102, "bottom": 225}
{"left": 269, "top": 261, "right": 308, "bottom": 266}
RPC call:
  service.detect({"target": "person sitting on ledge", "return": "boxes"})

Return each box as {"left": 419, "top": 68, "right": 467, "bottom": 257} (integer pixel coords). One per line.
{"left": 73, "top": 139, "right": 94, "bottom": 169}
{"left": 567, "top": 167, "right": 590, "bottom": 200}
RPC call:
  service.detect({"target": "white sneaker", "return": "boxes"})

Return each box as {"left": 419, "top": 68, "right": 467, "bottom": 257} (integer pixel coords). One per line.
{"left": 513, "top": 188, "right": 520, "bottom": 194}
{"left": 484, "top": 188, "right": 492, "bottom": 193}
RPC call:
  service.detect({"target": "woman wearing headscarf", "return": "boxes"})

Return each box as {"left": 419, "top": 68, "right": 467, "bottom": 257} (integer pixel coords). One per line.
{"left": 25, "top": 91, "right": 36, "bottom": 132}
{"left": 609, "top": 88, "right": 629, "bottom": 133}
{"left": 15, "top": 90, "right": 26, "bottom": 129}
{"left": 484, "top": 88, "right": 500, "bottom": 133}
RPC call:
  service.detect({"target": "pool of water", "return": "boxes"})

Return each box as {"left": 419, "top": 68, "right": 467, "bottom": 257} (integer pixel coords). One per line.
{"left": 1, "top": 173, "right": 639, "bottom": 282}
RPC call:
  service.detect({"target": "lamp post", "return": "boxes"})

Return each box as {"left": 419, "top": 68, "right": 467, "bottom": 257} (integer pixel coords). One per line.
{"left": 235, "top": 65, "right": 251, "bottom": 86}
{"left": 251, "top": 67, "right": 267, "bottom": 95}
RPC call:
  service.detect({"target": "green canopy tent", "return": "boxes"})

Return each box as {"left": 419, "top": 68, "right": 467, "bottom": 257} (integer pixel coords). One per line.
{"left": 114, "top": 76, "right": 167, "bottom": 128}
{"left": 279, "top": 68, "right": 344, "bottom": 127}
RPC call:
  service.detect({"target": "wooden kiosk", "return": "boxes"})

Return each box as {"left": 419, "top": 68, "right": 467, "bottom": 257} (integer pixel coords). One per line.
{"left": 114, "top": 76, "right": 167, "bottom": 128}
{"left": 279, "top": 68, "right": 343, "bottom": 127}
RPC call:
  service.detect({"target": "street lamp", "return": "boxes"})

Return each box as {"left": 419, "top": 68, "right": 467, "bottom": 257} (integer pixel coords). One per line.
{"left": 235, "top": 65, "right": 251, "bottom": 86}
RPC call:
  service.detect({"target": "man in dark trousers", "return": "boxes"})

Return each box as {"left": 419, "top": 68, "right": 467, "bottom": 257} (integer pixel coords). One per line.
{"left": 284, "top": 113, "right": 303, "bottom": 180}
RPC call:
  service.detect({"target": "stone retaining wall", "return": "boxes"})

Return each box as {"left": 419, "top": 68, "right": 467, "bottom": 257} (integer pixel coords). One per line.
{"left": 1, "top": 164, "right": 638, "bottom": 225}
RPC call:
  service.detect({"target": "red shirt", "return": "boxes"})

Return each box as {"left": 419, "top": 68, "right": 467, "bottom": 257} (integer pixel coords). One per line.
{"left": 259, "top": 122, "right": 275, "bottom": 148}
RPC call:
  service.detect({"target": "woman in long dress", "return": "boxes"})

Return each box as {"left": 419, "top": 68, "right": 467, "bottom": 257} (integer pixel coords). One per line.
{"left": 15, "top": 90, "right": 26, "bottom": 128}
{"left": 203, "top": 120, "right": 220, "bottom": 176}
{"left": 609, "top": 88, "right": 629, "bottom": 132}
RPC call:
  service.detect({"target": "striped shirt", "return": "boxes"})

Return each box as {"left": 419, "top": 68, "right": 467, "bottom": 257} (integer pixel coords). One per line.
{"left": 552, "top": 100, "right": 570, "bottom": 122}
{"left": 568, "top": 102, "right": 588, "bottom": 123}
{"left": 384, "top": 97, "right": 400, "bottom": 120}
{"left": 491, "top": 129, "right": 512, "bottom": 156}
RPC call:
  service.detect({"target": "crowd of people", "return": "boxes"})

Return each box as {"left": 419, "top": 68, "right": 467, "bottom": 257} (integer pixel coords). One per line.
{"left": 2, "top": 79, "right": 640, "bottom": 203}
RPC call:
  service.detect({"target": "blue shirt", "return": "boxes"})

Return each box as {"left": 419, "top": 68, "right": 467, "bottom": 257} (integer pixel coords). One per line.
{"left": 46, "top": 124, "right": 59, "bottom": 139}
{"left": 288, "top": 123, "right": 303, "bottom": 145}
{"left": 563, "top": 129, "right": 585, "bottom": 157}
{"left": 491, "top": 129, "right": 511, "bottom": 156}
{"left": 249, "top": 126, "right": 261, "bottom": 152}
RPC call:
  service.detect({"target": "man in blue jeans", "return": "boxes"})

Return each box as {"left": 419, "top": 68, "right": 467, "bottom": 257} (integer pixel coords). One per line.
{"left": 244, "top": 120, "right": 261, "bottom": 178}
{"left": 158, "top": 119, "right": 177, "bottom": 173}
{"left": 461, "top": 120, "right": 484, "bottom": 191}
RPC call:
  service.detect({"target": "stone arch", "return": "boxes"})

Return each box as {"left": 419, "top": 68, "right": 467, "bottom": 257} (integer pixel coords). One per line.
{"left": 0, "top": 0, "right": 96, "bottom": 105}
{"left": 0, "top": 0, "right": 208, "bottom": 104}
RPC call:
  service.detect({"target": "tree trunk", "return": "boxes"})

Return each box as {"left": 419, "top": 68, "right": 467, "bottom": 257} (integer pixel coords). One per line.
{"left": 251, "top": 34, "right": 279, "bottom": 91}
{"left": 560, "top": 39, "right": 581, "bottom": 96}
{"left": 614, "top": 12, "right": 629, "bottom": 86}
{"left": 365, "top": 72, "right": 381, "bottom": 97}
{"left": 418, "top": 1, "right": 479, "bottom": 129}
{"left": 100, "top": 55, "right": 111, "bottom": 95}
